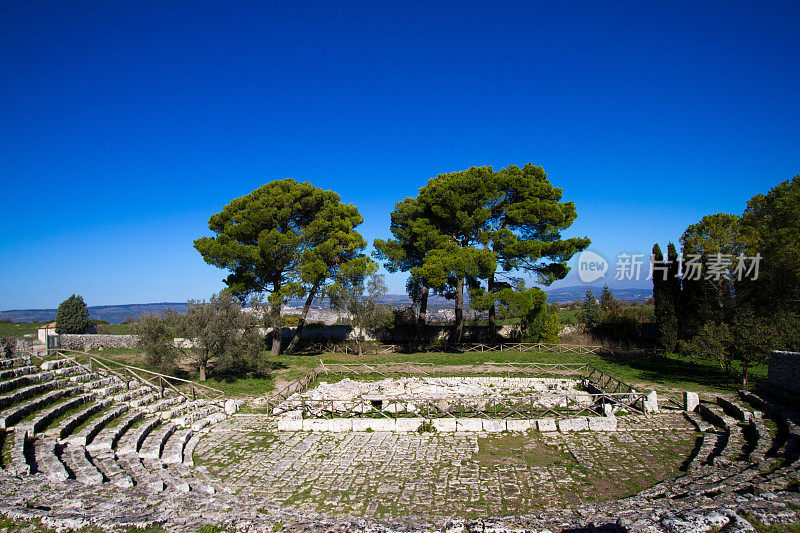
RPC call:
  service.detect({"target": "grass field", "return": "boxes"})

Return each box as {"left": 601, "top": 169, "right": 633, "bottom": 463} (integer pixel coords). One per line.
{"left": 0, "top": 321, "right": 47, "bottom": 338}
{"left": 84, "top": 345, "right": 766, "bottom": 400}
{"left": 0, "top": 321, "right": 132, "bottom": 337}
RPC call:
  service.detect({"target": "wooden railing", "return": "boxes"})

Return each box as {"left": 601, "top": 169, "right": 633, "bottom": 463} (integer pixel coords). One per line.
{"left": 281, "top": 391, "right": 647, "bottom": 420}
{"left": 36, "top": 348, "right": 225, "bottom": 404}
{"left": 262, "top": 361, "right": 641, "bottom": 415}
{"left": 304, "top": 341, "right": 664, "bottom": 356}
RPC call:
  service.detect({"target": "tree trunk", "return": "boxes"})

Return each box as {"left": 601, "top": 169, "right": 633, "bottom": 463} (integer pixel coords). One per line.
{"left": 416, "top": 284, "right": 429, "bottom": 345}
{"left": 269, "top": 299, "right": 282, "bottom": 358}
{"left": 286, "top": 279, "right": 322, "bottom": 354}
{"left": 452, "top": 275, "right": 464, "bottom": 343}
{"left": 198, "top": 348, "right": 209, "bottom": 382}
{"left": 488, "top": 272, "right": 496, "bottom": 341}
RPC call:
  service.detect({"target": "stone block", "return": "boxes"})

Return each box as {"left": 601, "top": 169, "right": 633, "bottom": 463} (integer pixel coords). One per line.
{"left": 644, "top": 390, "right": 659, "bottom": 414}
{"left": 456, "top": 418, "right": 483, "bottom": 432}
{"left": 277, "top": 416, "right": 303, "bottom": 431}
{"left": 352, "top": 418, "right": 395, "bottom": 432}
{"left": 482, "top": 419, "right": 506, "bottom": 432}
{"left": 505, "top": 419, "right": 534, "bottom": 432}
{"left": 432, "top": 418, "right": 457, "bottom": 432}
{"left": 303, "top": 418, "right": 352, "bottom": 432}
{"left": 588, "top": 416, "right": 617, "bottom": 431}
{"left": 224, "top": 399, "right": 241, "bottom": 415}
{"left": 395, "top": 418, "right": 425, "bottom": 432}
{"left": 536, "top": 418, "right": 558, "bottom": 432}
{"left": 557, "top": 417, "right": 589, "bottom": 432}
{"left": 684, "top": 392, "right": 700, "bottom": 412}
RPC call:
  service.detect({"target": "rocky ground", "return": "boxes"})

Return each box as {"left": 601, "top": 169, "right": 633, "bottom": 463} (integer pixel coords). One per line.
{"left": 195, "top": 414, "right": 696, "bottom": 517}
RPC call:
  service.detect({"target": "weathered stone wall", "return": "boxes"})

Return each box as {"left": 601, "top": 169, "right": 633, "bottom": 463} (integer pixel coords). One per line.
{"left": 767, "top": 350, "right": 800, "bottom": 395}
{"left": 0, "top": 337, "right": 32, "bottom": 357}
{"left": 59, "top": 334, "right": 138, "bottom": 351}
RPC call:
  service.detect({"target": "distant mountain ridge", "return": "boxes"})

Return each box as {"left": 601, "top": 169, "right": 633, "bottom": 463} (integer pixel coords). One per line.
{"left": 0, "top": 286, "right": 651, "bottom": 324}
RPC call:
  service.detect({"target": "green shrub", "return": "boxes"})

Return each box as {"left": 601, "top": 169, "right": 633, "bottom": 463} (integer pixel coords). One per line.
{"left": 417, "top": 419, "right": 437, "bottom": 433}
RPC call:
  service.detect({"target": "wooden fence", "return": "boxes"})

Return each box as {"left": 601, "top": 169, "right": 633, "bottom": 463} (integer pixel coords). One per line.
{"left": 262, "top": 361, "right": 641, "bottom": 415}
{"left": 306, "top": 341, "right": 663, "bottom": 356}
{"left": 280, "top": 391, "right": 647, "bottom": 419}
{"left": 35, "top": 348, "right": 225, "bottom": 404}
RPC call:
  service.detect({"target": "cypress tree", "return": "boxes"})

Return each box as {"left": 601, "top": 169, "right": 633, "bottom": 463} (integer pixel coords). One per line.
{"left": 653, "top": 244, "right": 678, "bottom": 352}
{"left": 55, "top": 294, "right": 89, "bottom": 334}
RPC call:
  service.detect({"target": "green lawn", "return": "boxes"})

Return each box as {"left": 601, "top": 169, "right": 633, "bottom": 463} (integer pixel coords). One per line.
{"left": 84, "top": 345, "right": 766, "bottom": 400}
{"left": 96, "top": 323, "right": 133, "bottom": 334}
{"left": 0, "top": 321, "right": 47, "bottom": 338}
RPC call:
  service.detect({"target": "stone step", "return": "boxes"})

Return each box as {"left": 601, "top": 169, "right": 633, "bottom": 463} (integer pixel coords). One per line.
{"left": 0, "top": 366, "right": 40, "bottom": 386}
{"left": 20, "top": 394, "right": 94, "bottom": 436}
{"left": 41, "top": 359, "right": 75, "bottom": 371}
{"left": 128, "top": 391, "right": 161, "bottom": 408}
{"left": 174, "top": 405, "right": 220, "bottom": 427}
{"left": 111, "top": 384, "right": 150, "bottom": 403}
{"left": 60, "top": 444, "right": 104, "bottom": 486}
{"left": 0, "top": 356, "right": 32, "bottom": 370}
{"left": 190, "top": 411, "right": 227, "bottom": 432}
{"left": 93, "top": 382, "right": 127, "bottom": 397}
{"left": 67, "top": 372, "right": 102, "bottom": 383}
{"left": 82, "top": 407, "right": 136, "bottom": 451}
{"left": 50, "top": 399, "right": 111, "bottom": 440}
{"left": 143, "top": 395, "right": 184, "bottom": 414}
{"left": 33, "top": 437, "right": 69, "bottom": 482}
{"left": 70, "top": 405, "right": 129, "bottom": 448}
{"left": 684, "top": 411, "right": 713, "bottom": 432}
{"left": 53, "top": 365, "right": 87, "bottom": 378}
{"left": 116, "top": 417, "right": 160, "bottom": 455}
{"left": 116, "top": 453, "right": 165, "bottom": 492}
{"left": 139, "top": 422, "right": 177, "bottom": 460}
{"left": 141, "top": 457, "right": 191, "bottom": 493}
{"left": 739, "top": 390, "right": 773, "bottom": 415}
{"left": 0, "top": 378, "right": 64, "bottom": 411}
{"left": 160, "top": 400, "right": 203, "bottom": 420}
{"left": 0, "top": 386, "right": 80, "bottom": 429}
{"left": 88, "top": 450, "right": 134, "bottom": 488}
{"left": 687, "top": 431, "right": 730, "bottom": 469}
{"left": 82, "top": 376, "right": 117, "bottom": 390}
{"left": 170, "top": 467, "right": 214, "bottom": 494}
{"left": 9, "top": 428, "right": 32, "bottom": 476}
{"left": 161, "top": 427, "right": 192, "bottom": 464}
{"left": 717, "top": 396, "right": 756, "bottom": 422}
{"left": 698, "top": 403, "right": 737, "bottom": 429}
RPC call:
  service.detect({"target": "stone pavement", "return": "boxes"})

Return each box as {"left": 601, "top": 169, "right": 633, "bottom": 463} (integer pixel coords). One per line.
{"left": 194, "top": 413, "right": 697, "bottom": 518}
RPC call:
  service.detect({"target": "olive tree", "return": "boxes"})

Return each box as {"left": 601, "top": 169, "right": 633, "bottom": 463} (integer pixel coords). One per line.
{"left": 327, "top": 258, "right": 392, "bottom": 356}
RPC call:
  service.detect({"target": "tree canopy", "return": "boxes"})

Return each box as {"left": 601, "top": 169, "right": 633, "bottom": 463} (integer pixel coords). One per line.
{"left": 55, "top": 294, "right": 89, "bottom": 334}
{"left": 401, "top": 164, "right": 589, "bottom": 341}
{"left": 194, "top": 179, "right": 366, "bottom": 356}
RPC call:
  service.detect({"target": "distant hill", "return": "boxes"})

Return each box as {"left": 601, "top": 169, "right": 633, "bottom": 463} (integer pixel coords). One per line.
{"left": 543, "top": 285, "right": 652, "bottom": 303}
{"left": 0, "top": 286, "right": 651, "bottom": 324}
{"left": 0, "top": 303, "right": 190, "bottom": 325}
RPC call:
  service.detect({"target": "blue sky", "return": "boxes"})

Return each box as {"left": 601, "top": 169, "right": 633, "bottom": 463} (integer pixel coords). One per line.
{"left": 1, "top": 1, "right": 799, "bottom": 310}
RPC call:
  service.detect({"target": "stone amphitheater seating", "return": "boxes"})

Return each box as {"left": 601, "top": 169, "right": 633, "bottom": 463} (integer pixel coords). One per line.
{"left": 0, "top": 351, "right": 228, "bottom": 497}
{"left": 1, "top": 347, "right": 798, "bottom": 531}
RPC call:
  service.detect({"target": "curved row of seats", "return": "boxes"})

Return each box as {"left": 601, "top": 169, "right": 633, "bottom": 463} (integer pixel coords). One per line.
{"left": 1, "top": 345, "right": 799, "bottom": 532}
{"left": 0, "top": 351, "right": 227, "bottom": 494}
{"left": 610, "top": 387, "right": 800, "bottom": 532}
